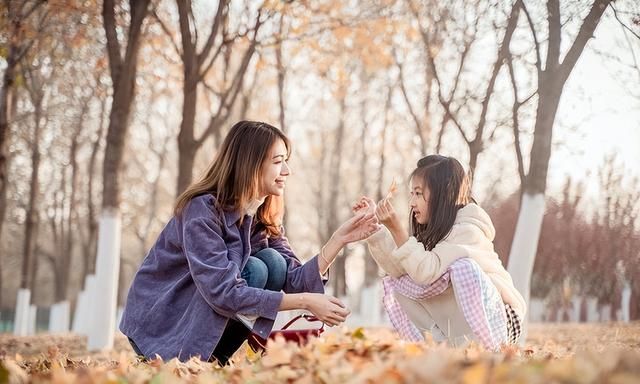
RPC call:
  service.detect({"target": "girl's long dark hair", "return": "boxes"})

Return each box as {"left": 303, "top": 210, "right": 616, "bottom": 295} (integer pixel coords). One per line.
{"left": 410, "top": 155, "right": 474, "bottom": 250}
{"left": 174, "top": 121, "right": 289, "bottom": 237}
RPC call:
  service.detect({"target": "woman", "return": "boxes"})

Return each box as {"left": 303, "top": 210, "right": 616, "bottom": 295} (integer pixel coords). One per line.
{"left": 120, "top": 121, "right": 379, "bottom": 364}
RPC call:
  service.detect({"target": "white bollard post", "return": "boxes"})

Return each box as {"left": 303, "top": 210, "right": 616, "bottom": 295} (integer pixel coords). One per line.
{"left": 28, "top": 305, "right": 37, "bottom": 335}
{"left": 14, "top": 289, "right": 31, "bottom": 336}
{"left": 600, "top": 304, "right": 612, "bottom": 322}
{"left": 586, "top": 297, "right": 599, "bottom": 322}
{"left": 49, "top": 303, "right": 59, "bottom": 332}
{"left": 50, "top": 301, "right": 70, "bottom": 333}
{"left": 571, "top": 296, "right": 582, "bottom": 322}
{"left": 88, "top": 211, "right": 121, "bottom": 350}
{"left": 621, "top": 284, "right": 631, "bottom": 323}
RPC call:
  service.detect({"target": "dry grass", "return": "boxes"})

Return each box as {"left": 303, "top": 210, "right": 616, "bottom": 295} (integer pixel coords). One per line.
{"left": 0, "top": 322, "right": 639, "bottom": 383}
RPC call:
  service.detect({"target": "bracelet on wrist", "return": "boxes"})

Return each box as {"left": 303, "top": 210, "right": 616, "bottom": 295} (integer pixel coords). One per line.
{"left": 320, "top": 246, "right": 331, "bottom": 264}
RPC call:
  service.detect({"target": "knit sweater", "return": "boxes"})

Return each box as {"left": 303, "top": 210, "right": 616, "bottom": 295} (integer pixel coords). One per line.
{"left": 366, "top": 203, "right": 526, "bottom": 319}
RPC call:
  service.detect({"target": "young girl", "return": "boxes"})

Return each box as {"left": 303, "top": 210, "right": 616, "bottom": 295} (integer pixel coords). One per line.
{"left": 120, "top": 121, "right": 379, "bottom": 364}
{"left": 355, "top": 155, "right": 525, "bottom": 348}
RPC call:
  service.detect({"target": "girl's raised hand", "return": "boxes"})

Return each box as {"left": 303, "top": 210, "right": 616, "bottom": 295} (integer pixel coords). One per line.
{"left": 376, "top": 197, "right": 401, "bottom": 229}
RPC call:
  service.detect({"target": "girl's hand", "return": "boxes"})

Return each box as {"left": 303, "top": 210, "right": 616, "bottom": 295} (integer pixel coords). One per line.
{"left": 303, "top": 293, "right": 351, "bottom": 326}
{"left": 333, "top": 211, "right": 381, "bottom": 245}
{"left": 376, "top": 197, "right": 402, "bottom": 230}
{"left": 351, "top": 196, "right": 376, "bottom": 216}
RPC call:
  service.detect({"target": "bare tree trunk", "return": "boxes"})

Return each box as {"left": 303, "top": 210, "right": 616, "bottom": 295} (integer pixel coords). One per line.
{"left": 57, "top": 102, "right": 88, "bottom": 302}
{"left": 0, "top": 49, "right": 15, "bottom": 250}
{"left": 89, "top": 0, "right": 151, "bottom": 350}
{"left": 329, "top": 100, "right": 347, "bottom": 297}
{"left": 20, "top": 89, "right": 43, "bottom": 291}
{"left": 507, "top": 0, "right": 612, "bottom": 337}
{"left": 0, "top": 1, "right": 46, "bottom": 306}
{"left": 123, "top": 134, "right": 170, "bottom": 305}
{"left": 275, "top": 16, "right": 290, "bottom": 228}
{"left": 360, "top": 77, "right": 378, "bottom": 288}
{"left": 82, "top": 97, "right": 107, "bottom": 281}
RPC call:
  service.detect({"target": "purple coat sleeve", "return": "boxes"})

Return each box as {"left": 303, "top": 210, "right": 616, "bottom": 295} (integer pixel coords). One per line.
{"left": 182, "top": 215, "right": 284, "bottom": 321}
{"left": 268, "top": 228, "right": 327, "bottom": 294}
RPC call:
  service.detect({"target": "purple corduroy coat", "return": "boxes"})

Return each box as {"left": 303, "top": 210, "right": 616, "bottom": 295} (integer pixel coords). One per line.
{"left": 119, "top": 194, "right": 325, "bottom": 361}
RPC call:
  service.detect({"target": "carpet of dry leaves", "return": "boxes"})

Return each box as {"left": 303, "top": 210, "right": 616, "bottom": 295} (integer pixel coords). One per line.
{"left": 0, "top": 323, "right": 639, "bottom": 383}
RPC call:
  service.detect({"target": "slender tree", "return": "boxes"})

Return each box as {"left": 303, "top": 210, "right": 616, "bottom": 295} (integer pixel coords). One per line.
{"left": 90, "top": 0, "right": 151, "bottom": 350}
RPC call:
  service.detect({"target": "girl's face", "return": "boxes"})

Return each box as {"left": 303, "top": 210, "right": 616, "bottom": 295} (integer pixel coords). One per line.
{"left": 260, "top": 139, "right": 290, "bottom": 197}
{"left": 409, "top": 176, "right": 429, "bottom": 224}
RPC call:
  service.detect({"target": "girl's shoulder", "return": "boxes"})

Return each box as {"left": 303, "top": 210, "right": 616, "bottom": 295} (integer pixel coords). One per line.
{"left": 451, "top": 203, "right": 495, "bottom": 240}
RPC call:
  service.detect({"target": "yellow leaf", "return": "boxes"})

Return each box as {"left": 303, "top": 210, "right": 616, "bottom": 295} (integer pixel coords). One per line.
{"left": 351, "top": 327, "right": 366, "bottom": 340}
{"left": 462, "top": 363, "right": 489, "bottom": 384}
{"left": 261, "top": 337, "right": 293, "bottom": 368}
{"left": 403, "top": 343, "right": 422, "bottom": 357}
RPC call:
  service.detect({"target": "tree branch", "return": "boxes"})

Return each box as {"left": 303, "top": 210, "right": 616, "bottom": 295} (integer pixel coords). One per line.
{"left": 546, "top": 0, "right": 562, "bottom": 70}
{"left": 559, "top": 0, "right": 612, "bottom": 83}
{"left": 506, "top": 49, "right": 526, "bottom": 188}
{"left": 197, "top": 0, "right": 228, "bottom": 67}
{"left": 102, "top": 0, "right": 123, "bottom": 81}
{"left": 521, "top": 1, "right": 542, "bottom": 74}
{"left": 150, "top": 8, "right": 181, "bottom": 57}
{"left": 394, "top": 50, "right": 426, "bottom": 151}
{"left": 610, "top": 3, "right": 640, "bottom": 41}
{"left": 197, "top": 15, "right": 262, "bottom": 147}
{"left": 475, "top": 0, "right": 521, "bottom": 142}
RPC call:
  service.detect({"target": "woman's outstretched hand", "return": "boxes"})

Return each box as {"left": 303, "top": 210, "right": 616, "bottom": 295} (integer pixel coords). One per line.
{"left": 352, "top": 196, "right": 376, "bottom": 216}
{"left": 317, "top": 206, "right": 381, "bottom": 275}
{"left": 333, "top": 211, "right": 380, "bottom": 245}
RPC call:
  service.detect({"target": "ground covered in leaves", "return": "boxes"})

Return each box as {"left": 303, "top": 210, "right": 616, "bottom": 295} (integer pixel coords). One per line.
{"left": 0, "top": 323, "right": 639, "bottom": 383}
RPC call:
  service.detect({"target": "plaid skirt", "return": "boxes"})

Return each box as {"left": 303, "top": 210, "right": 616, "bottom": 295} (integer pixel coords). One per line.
{"left": 505, "top": 303, "right": 522, "bottom": 344}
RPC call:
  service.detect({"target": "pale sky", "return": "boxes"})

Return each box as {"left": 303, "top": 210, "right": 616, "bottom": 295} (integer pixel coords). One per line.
{"left": 545, "top": 15, "right": 640, "bottom": 201}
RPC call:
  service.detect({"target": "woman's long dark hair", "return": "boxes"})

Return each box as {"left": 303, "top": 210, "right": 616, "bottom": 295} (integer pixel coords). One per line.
{"left": 174, "top": 121, "right": 289, "bottom": 237}
{"left": 410, "top": 155, "right": 474, "bottom": 250}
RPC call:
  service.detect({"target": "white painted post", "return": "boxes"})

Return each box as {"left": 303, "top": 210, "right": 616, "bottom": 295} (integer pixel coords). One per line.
{"left": 507, "top": 193, "right": 545, "bottom": 342}
{"left": 49, "top": 303, "right": 59, "bottom": 332}
{"left": 586, "top": 297, "right": 599, "bottom": 322}
{"left": 88, "top": 211, "right": 121, "bottom": 350}
{"left": 570, "top": 296, "right": 582, "bottom": 322}
{"left": 621, "top": 283, "right": 631, "bottom": 323}
{"left": 28, "top": 305, "right": 37, "bottom": 335}
{"left": 72, "top": 291, "right": 86, "bottom": 333}
{"left": 73, "top": 274, "right": 96, "bottom": 335}
{"left": 13, "top": 289, "right": 31, "bottom": 336}
{"left": 600, "top": 304, "right": 612, "bottom": 322}
{"left": 49, "top": 301, "right": 70, "bottom": 333}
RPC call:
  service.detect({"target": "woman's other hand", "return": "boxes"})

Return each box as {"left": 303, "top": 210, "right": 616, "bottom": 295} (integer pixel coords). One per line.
{"left": 303, "top": 293, "right": 350, "bottom": 326}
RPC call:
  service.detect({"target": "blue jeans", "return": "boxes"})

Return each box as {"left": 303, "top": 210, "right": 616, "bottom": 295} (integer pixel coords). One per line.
{"left": 240, "top": 248, "right": 287, "bottom": 291}
{"left": 209, "top": 248, "right": 287, "bottom": 365}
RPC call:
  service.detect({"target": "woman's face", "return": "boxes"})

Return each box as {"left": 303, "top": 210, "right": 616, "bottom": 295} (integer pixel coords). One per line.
{"left": 260, "top": 139, "right": 290, "bottom": 197}
{"left": 409, "top": 176, "right": 429, "bottom": 224}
